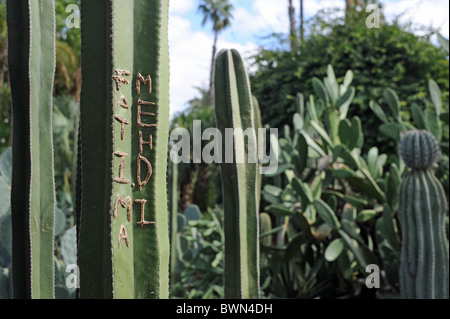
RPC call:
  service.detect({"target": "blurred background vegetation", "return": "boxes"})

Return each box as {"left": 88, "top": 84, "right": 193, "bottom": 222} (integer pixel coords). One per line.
{"left": 0, "top": 0, "right": 448, "bottom": 299}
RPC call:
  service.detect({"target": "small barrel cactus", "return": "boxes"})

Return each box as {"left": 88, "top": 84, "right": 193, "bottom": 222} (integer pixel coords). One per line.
{"left": 399, "top": 130, "right": 441, "bottom": 170}
{"left": 398, "top": 130, "right": 449, "bottom": 299}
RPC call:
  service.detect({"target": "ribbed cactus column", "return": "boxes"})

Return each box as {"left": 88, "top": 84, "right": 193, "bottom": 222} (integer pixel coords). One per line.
{"left": 7, "top": 0, "right": 56, "bottom": 299}
{"left": 398, "top": 130, "right": 449, "bottom": 299}
{"left": 77, "top": 0, "right": 170, "bottom": 299}
{"left": 214, "top": 49, "right": 260, "bottom": 299}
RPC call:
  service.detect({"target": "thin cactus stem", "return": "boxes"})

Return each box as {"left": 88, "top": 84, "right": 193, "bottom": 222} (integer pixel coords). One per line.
{"left": 214, "top": 49, "right": 260, "bottom": 299}
{"left": 7, "top": 0, "right": 57, "bottom": 299}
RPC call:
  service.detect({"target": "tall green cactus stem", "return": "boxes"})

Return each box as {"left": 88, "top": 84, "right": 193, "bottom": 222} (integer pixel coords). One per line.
{"left": 7, "top": 0, "right": 56, "bottom": 299}
{"left": 169, "top": 156, "right": 178, "bottom": 283}
{"left": 214, "top": 49, "right": 260, "bottom": 299}
{"left": 77, "top": 0, "right": 170, "bottom": 299}
{"left": 398, "top": 130, "right": 449, "bottom": 299}
{"left": 252, "top": 96, "right": 263, "bottom": 210}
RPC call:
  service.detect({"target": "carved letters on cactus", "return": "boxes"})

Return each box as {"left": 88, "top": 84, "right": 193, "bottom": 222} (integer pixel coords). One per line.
{"left": 112, "top": 69, "right": 156, "bottom": 250}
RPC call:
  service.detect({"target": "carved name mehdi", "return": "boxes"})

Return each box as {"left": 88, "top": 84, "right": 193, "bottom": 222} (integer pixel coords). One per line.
{"left": 112, "top": 69, "right": 157, "bottom": 250}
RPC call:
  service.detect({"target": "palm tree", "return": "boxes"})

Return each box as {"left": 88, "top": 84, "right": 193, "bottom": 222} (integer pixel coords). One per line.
{"left": 288, "top": 0, "right": 297, "bottom": 51}
{"left": 299, "top": 0, "right": 304, "bottom": 43}
{"left": 198, "top": 0, "right": 234, "bottom": 104}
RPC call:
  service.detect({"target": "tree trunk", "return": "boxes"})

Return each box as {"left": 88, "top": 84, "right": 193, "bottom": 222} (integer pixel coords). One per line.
{"left": 181, "top": 178, "right": 193, "bottom": 212}
{"left": 288, "top": 0, "right": 297, "bottom": 52}
{"left": 299, "top": 0, "right": 304, "bottom": 43}
{"left": 208, "top": 30, "right": 218, "bottom": 105}
{"left": 193, "top": 162, "right": 210, "bottom": 212}
{"left": 345, "top": 0, "right": 354, "bottom": 22}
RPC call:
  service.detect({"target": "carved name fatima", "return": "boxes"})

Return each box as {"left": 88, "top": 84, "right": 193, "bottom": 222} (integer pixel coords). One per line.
{"left": 113, "top": 69, "right": 156, "bottom": 250}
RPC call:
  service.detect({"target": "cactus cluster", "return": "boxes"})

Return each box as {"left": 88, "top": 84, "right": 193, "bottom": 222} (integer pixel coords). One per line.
{"left": 398, "top": 130, "right": 449, "bottom": 299}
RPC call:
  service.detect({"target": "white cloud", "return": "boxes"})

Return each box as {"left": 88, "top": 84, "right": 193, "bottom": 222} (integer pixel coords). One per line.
{"left": 224, "top": 0, "right": 345, "bottom": 39}
{"left": 168, "top": 15, "right": 258, "bottom": 116}
{"left": 168, "top": 0, "right": 449, "bottom": 116}
{"left": 170, "top": 0, "right": 195, "bottom": 15}
{"left": 382, "top": 0, "right": 449, "bottom": 37}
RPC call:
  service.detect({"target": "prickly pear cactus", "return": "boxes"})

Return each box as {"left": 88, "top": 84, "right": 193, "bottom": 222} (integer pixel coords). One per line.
{"left": 77, "top": 0, "right": 170, "bottom": 299}
{"left": 214, "top": 49, "right": 260, "bottom": 299}
{"left": 7, "top": 0, "right": 57, "bottom": 299}
{"left": 398, "top": 130, "right": 449, "bottom": 299}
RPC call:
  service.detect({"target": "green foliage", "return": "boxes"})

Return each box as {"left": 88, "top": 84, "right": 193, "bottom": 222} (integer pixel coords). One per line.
{"left": 171, "top": 206, "right": 224, "bottom": 299}
{"left": 398, "top": 131, "right": 449, "bottom": 299}
{"left": 7, "top": 0, "right": 57, "bottom": 299}
{"left": 54, "top": 0, "right": 81, "bottom": 97}
{"left": 170, "top": 102, "right": 220, "bottom": 212}
{"left": 260, "top": 66, "right": 402, "bottom": 298}
{"left": 250, "top": 9, "right": 449, "bottom": 156}
{"left": 214, "top": 49, "right": 260, "bottom": 299}
{"left": 0, "top": 147, "right": 11, "bottom": 299}
{"left": 55, "top": 0, "right": 80, "bottom": 58}
{"left": 0, "top": 3, "right": 10, "bottom": 154}
{"left": 198, "top": 0, "right": 234, "bottom": 33}
{"left": 369, "top": 79, "right": 449, "bottom": 194}
{"left": 77, "top": 0, "right": 170, "bottom": 299}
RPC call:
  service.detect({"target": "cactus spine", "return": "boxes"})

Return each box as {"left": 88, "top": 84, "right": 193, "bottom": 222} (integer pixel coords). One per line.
{"left": 7, "top": 0, "right": 56, "bottom": 299}
{"left": 77, "top": 0, "right": 170, "bottom": 299}
{"left": 398, "top": 130, "right": 449, "bottom": 299}
{"left": 214, "top": 49, "right": 260, "bottom": 299}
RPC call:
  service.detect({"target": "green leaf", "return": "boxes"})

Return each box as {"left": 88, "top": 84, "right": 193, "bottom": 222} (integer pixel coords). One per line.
{"left": 325, "top": 238, "right": 345, "bottom": 262}
{"left": 263, "top": 184, "right": 283, "bottom": 197}
{"left": 267, "top": 204, "right": 294, "bottom": 217}
{"left": 411, "top": 103, "right": 425, "bottom": 129}
{"left": 312, "top": 77, "right": 329, "bottom": 105}
{"left": 428, "top": 79, "right": 442, "bottom": 116}
{"left": 337, "top": 87, "right": 355, "bottom": 119}
{"left": 54, "top": 207, "right": 66, "bottom": 237}
{"left": 293, "top": 133, "right": 308, "bottom": 176}
{"left": 424, "top": 109, "right": 442, "bottom": 141}
{"left": 330, "top": 168, "right": 356, "bottom": 179}
{"left": 293, "top": 113, "right": 304, "bottom": 131}
{"left": 313, "top": 199, "right": 340, "bottom": 230}
{"left": 343, "top": 70, "right": 353, "bottom": 88}
{"left": 303, "top": 132, "right": 326, "bottom": 157}
{"left": 344, "top": 195, "right": 368, "bottom": 209}
{"left": 307, "top": 95, "right": 319, "bottom": 123}
{"left": 338, "top": 230, "right": 368, "bottom": 270}
{"left": 379, "top": 122, "right": 404, "bottom": 141}
{"left": 356, "top": 210, "right": 377, "bottom": 223}
{"left": 342, "top": 219, "right": 365, "bottom": 246}
{"left": 311, "top": 120, "right": 333, "bottom": 147}
{"left": 339, "top": 118, "right": 361, "bottom": 150}
{"left": 369, "top": 101, "right": 388, "bottom": 123}
{"left": 184, "top": 205, "right": 202, "bottom": 222}
{"left": 311, "top": 176, "right": 322, "bottom": 199}
{"left": 383, "top": 89, "right": 401, "bottom": 121}
{"left": 292, "top": 177, "right": 313, "bottom": 206}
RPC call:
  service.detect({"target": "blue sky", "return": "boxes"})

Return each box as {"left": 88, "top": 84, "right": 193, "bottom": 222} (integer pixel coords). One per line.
{"left": 168, "top": 0, "right": 449, "bottom": 116}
